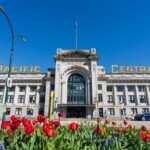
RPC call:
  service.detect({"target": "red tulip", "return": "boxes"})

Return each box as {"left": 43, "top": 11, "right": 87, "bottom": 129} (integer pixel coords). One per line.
{"left": 24, "top": 125, "right": 34, "bottom": 134}
{"left": 69, "top": 122, "right": 79, "bottom": 131}
{"left": 141, "top": 125, "right": 147, "bottom": 131}
{"left": 7, "top": 129, "right": 14, "bottom": 137}
{"left": 96, "top": 118, "right": 101, "bottom": 123}
{"left": 112, "top": 121, "right": 116, "bottom": 126}
{"left": 52, "top": 121, "right": 61, "bottom": 127}
{"left": 140, "top": 132, "right": 150, "bottom": 141}
{"left": 94, "top": 127, "right": 102, "bottom": 135}
{"left": 105, "top": 118, "right": 110, "bottom": 124}
{"left": 37, "top": 115, "right": 46, "bottom": 123}
{"left": 45, "top": 128, "right": 56, "bottom": 137}
{"left": 32, "top": 120, "right": 38, "bottom": 125}
{"left": 1, "top": 121, "right": 10, "bottom": 129}
{"left": 123, "top": 119, "right": 128, "bottom": 125}
{"left": 58, "top": 112, "right": 64, "bottom": 118}
{"left": 10, "top": 118, "right": 21, "bottom": 130}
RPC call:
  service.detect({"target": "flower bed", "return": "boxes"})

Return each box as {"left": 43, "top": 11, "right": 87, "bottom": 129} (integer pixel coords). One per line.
{"left": 0, "top": 115, "right": 150, "bottom": 150}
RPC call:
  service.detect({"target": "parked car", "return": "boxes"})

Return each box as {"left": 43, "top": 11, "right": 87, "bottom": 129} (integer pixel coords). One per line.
{"left": 134, "top": 113, "right": 150, "bottom": 121}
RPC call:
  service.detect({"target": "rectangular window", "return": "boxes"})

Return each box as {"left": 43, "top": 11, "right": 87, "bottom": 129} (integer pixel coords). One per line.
{"left": 128, "top": 86, "right": 135, "bottom": 92}
{"left": 108, "top": 108, "right": 115, "bottom": 115}
{"left": 15, "top": 108, "right": 22, "bottom": 115}
{"left": 117, "top": 95, "right": 124, "bottom": 103}
{"left": 139, "top": 95, "right": 146, "bottom": 103}
{"left": 39, "top": 108, "right": 44, "bottom": 115}
{"left": 107, "top": 86, "right": 113, "bottom": 92}
{"left": 117, "top": 86, "right": 124, "bottom": 92}
{"left": 98, "top": 94, "right": 102, "bottom": 102}
{"left": 0, "top": 95, "right": 3, "bottom": 103}
{"left": 19, "top": 86, "right": 26, "bottom": 92}
{"left": 39, "top": 95, "right": 45, "bottom": 103}
{"left": 9, "top": 86, "right": 15, "bottom": 92}
{"left": 0, "top": 86, "right": 4, "bottom": 92}
{"left": 138, "top": 86, "right": 146, "bottom": 92}
{"left": 30, "top": 86, "right": 37, "bottom": 92}
{"left": 29, "top": 95, "right": 36, "bottom": 103}
{"left": 18, "top": 95, "right": 25, "bottom": 103}
{"left": 107, "top": 95, "right": 113, "bottom": 103}
{"left": 6, "top": 108, "right": 11, "bottom": 115}
{"left": 51, "top": 84, "right": 55, "bottom": 90}
{"left": 98, "top": 84, "right": 102, "bottom": 90}
{"left": 131, "top": 108, "right": 138, "bottom": 115}
{"left": 120, "top": 108, "right": 126, "bottom": 115}
{"left": 40, "top": 86, "right": 45, "bottom": 92}
{"left": 7, "top": 95, "right": 14, "bottom": 103}
{"left": 27, "top": 108, "right": 33, "bottom": 115}
{"left": 142, "top": 108, "right": 149, "bottom": 114}
{"left": 128, "top": 95, "right": 135, "bottom": 103}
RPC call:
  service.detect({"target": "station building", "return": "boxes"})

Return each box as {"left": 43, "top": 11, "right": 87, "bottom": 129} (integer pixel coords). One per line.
{"left": 0, "top": 48, "right": 150, "bottom": 120}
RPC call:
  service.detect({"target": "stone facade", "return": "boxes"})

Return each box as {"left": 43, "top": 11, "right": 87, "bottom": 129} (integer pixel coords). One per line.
{"left": 0, "top": 48, "right": 150, "bottom": 120}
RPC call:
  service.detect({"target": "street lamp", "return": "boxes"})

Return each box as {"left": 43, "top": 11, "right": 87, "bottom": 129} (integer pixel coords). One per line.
{"left": 0, "top": 6, "right": 25, "bottom": 121}
{"left": 29, "top": 102, "right": 35, "bottom": 119}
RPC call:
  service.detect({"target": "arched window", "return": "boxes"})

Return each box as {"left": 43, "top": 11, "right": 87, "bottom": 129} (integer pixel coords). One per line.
{"left": 67, "top": 74, "right": 85, "bottom": 104}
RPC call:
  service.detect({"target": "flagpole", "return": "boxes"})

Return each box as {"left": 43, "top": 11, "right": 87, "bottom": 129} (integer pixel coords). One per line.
{"left": 75, "top": 21, "right": 78, "bottom": 49}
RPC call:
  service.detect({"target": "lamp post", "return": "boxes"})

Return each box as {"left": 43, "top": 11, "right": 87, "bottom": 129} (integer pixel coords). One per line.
{"left": 29, "top": 102, "right": 35, "bottom": 119}
{"left": 0, "top": 6, "right": 25, "bottom": 121}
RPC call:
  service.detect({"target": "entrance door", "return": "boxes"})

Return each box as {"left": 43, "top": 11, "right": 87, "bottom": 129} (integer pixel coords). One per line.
{"left": 99, "top": 108, "right": 103, "bottom": 118}
{"left": 67, "top": 107, "right": 86, "bottom": 118}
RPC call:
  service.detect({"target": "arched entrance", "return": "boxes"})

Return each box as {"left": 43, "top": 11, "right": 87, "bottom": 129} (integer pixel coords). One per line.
{"left": 67, "top": 73, "right": 86, "bottom": 117}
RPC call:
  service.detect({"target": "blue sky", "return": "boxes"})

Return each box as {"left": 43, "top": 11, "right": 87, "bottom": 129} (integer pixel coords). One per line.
{"left": 0, "top": 0, "right": 150, "bottom": 73}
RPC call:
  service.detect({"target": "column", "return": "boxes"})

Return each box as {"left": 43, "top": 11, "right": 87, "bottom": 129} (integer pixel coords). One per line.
{"left": 124, "top": 86, "right": 129, "bottom": 105}
{"left": 135, "top": 86, "right": 140, "bottom": 105}
{"left": 87, "top": 80, "right": 90, "bottom": 105}
{"left": 146, "top": 86, "right": 150, "bottom": 105}
{"left": 113, "top": 86, "right": 118, "bottom": 105}
{"left": 44, "top": 80, "right": 51, "bottom": 117}
{"left": 36, "top": 86, "right": 40, "bottom": 105}
{"left": 25, "top": 86, "right": 30, "bottom": 105}
{"left": 102, "top": 83, "right": 107, "bottom": 106}
{"left": 14, "top": 86, "right": 19, "bottom": 105}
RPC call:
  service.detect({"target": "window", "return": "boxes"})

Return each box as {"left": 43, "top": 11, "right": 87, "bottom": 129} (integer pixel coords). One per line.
{"left": 19, "top": 86, "right": 26, "bottom": 92}
{"left": 139, "top": 95, "right": 146, "bottom": 103}
{"left": 6, "top": 108, "right": 11, "bottom": 115}
{"left": 128, "top": 86, "right": 135, "bottom": 92}
{"left": 98, "top": 84, "right": 102, "bottom": 90}
{"left": 67, "top": 74, "right": 85, "bottom": 104}
{"left": 15, "top": 108, "right": 22, "bottom": 115}
{"left": 98, "top": 94, "right": 102, "bottom": 102}
{"left": 9, "top": 86, "right": 15, "bottom": 92}
{"left": 29, "top": 95, "right": 36, "bottom": 103}
{"left": 120, "top": 108, "right": 126, "bottom": 115}
{"left": 39, "top": 108, "right": 44, "bottom": 115}
{"left": 39, "top": 95, "right": 45, "bottom": 103}
{"left": 0, "top": 86, "right": 4, "bottom": 92}
{"left": 51, "top": 84, "right": 55, "bottom": 90}
{"left": 142, "top": 108, "right": 149, "bottom": 114}
{"left": 0, "top": 95, "right": 3, "bottom": 103}
{"left": 117, "top": 86, "right": 124, "bottom": 92}
{"left": 129, "top": 95, "right": 135, "bottom": 103}
{"left": 27, "top": 108, "right": 33, "bottom": 115}
{"left": 30, "top": 86, "right": 37, "bottom": 92}
{"left": 107, "top": 95, "right": 113, "bottom": 103}
{"left": 7, "top": 95, "right": 14, "bottom": 103}
{"left": 40, "top": 86, "right": 45, "bottom": 92}
{"left": 131, "top": 108, "right": 138, "bottom": 115}
{"left": 117, "top": 95, "right": 124, "bottom": 103}
{"left": 107, "top": 86, "right": 113, "bottom": 92}
{"left": 138, "top": 86, "right": 146, "bottom": 92}
{"left": 108, "top": 108, "right": 115, "bottom": 115}
{"left": 18, "top": 95, "right": 25, "bottom": 103}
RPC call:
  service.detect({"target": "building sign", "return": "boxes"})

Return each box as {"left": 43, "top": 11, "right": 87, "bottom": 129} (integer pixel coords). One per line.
{"left": 112, "top": 65, "right": 150, "bottom": 74}
{"left": 0, "top": 64, "right": 40, "bottom": 73}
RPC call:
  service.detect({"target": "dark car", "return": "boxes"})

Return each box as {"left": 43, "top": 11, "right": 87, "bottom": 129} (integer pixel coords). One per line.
{"left": 134, "top": 113, "right": 150, "bottom": 121}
